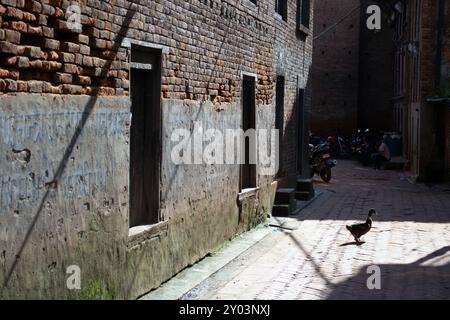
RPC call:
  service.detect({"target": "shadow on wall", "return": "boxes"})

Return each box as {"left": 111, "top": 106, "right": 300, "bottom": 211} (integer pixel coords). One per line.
{"left": 326, "top": 246, "right": 450, "bottom": 300}
{"left": 1, "top": 0, "right": 139, "bottom": 297}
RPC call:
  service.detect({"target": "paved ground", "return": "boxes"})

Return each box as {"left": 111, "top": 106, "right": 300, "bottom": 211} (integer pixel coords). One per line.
{"left": 181, "top": 160, "right": 450, "bottom": 300}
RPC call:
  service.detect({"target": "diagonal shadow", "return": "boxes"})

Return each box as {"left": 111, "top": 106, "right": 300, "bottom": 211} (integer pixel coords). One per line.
{"left": 412, "top": 245, "right": 450, "bottom": 265}
{"left": 2, "top": 1, "right": 139, "bottom": 291}
{"left": 281, "top": 229, "right": 335, "bottom": 288}
{"left": 326, "top": 246, "right": 450, "bottom": 300}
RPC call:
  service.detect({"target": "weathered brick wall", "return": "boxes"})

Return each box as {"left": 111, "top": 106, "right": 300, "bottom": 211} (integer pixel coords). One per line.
{"left": 311, "top": 0, "right": 359, "bottom": 137}
{"left": 0, "top": 0, "right": 313, "bottom": 298}
{"left": 0, "top": 0, "right": 275, "bottom": 99}
{"left": 273, "top": 0, "right": 314, "bottom": 178}
{"left": 0, "top": 0, "right": 129, "bottom": 95}
{"left": 0, "top": 0, "right": 312, "bottom": 176}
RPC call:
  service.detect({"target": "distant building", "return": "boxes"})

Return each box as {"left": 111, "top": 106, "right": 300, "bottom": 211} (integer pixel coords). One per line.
{"left": 311, "top": 0, "right": 360, "bottom": 137}
{"left": 311, "top": 0, "right": 395, "bottom": 136}
{"left": 312, "top": 0, "right": 449, "bottom": 183}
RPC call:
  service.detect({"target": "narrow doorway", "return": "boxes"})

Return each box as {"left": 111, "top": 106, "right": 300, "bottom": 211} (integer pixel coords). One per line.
{"left": 129, "top": 50, "right": 161, "bottom": 228}
{"left": 297, "top": 88, "right": 305, "bottom": 174}
{"left": 241, "top": 76, "right": 256, "bottom": 190}
{"left": 275, "top": 76, "right": 285, "bottom": 177}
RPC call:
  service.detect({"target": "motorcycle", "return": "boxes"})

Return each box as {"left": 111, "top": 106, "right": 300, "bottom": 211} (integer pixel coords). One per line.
{"left": 309, "top": 142, "right": 338, "bottom": 183}
{"left": 327, "top": 134, "right": 352, "bottom": 158}
{"left": 352, "top": 128, "right": 377, "bottom": 166}
{"left": 309, "top": 132, "right": 325, "bottom": 146}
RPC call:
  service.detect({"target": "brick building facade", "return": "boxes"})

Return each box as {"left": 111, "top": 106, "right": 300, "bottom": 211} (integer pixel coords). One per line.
{"left": 0, "top": 0, "right": 313, "bottom": 299}
{"left": 311, "top": 0, "right": 360, "bottom": 137}
{"left": 311, "top": 0, "right": 397, "bottom": 138}
{"left": 391, "top": 0, "right": 449, "bottom": 181}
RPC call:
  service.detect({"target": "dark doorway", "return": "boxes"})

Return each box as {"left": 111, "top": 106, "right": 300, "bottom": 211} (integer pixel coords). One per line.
{"left": 275, "top": 76, "right": 285, "bottom": 177}
{"left": 129, "top": 52, "right": 161, "bottom": 228}
{"left": 297, "top": 88, "right": 305, "bottom": 174}
{"left": 241, "top": 76, "right": 256, "bottom": 190}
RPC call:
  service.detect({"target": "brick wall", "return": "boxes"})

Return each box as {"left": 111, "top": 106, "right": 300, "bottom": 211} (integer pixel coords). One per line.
{"left": 0, "top": 0, "right": 314, "bottom": 298}
{"left": 0, "top": 0, "right": 278, "bottom": 101}
{"left": 0, "top": 0, "right": 313, "bottom": 175}
{"left": 311, "top": 0, "right": 360, "bottom": 137}
{"left": 273, "top": 0, "right": 314, "bottom": 177}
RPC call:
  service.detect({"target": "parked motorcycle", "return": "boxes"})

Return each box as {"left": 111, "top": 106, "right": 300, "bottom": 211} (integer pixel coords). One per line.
{"left": 309, "top": 142, "right": 338, "bottom": 183}
{"left": 352, "top": 128, "right": 378, "bottom": 166}
{"left": 309, "top": 132, "right": 325, "bottom": 146}
{"left": 327, "top": 134, "right": 352, "bottom": 159}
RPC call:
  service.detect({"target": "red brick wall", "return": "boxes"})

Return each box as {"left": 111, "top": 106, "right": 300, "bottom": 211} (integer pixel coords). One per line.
{"left": 0, "top": 0, "right": 281, "bottom": 101}
{"left": 0, "top": 0, "right": 313, "bottom": 178}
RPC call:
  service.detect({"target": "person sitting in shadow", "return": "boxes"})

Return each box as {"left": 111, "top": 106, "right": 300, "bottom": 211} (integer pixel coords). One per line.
{"left": 371, "top": 138, "right": 391, "bottom": 170}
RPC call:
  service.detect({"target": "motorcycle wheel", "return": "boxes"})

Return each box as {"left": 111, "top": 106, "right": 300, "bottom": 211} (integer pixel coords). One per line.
{"left": 320, "top": 167, "right": 332, "bottom": 183}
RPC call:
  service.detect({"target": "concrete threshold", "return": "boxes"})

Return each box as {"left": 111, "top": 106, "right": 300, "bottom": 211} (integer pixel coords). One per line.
{"left": 139, "top": 191, "right": 323, "bottom": 300}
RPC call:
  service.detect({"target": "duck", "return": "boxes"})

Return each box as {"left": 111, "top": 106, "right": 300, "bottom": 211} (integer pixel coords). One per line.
{"left": 346, "top": 209, "right": 377, "bottom": 243}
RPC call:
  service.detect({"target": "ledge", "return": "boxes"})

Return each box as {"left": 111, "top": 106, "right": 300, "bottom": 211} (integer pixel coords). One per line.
{"left": 238, "top": 187, "right": 260, "bottom": 201}
{"left": 274, "top": 12, "right": 287, "bottom": 23}
{"left": 298, "top": 24, "right": 310, "bottom": 37}
{"left": 127, "top": 220, "right": 169, "bottom": 249}
{"left": 241, "top": 0, "right": 257, "bottom": 11}
{"left": 121, "top": 38, "right": 169, "bottom": 54}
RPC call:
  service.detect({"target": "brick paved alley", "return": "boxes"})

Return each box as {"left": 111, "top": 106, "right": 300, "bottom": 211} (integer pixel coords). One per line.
{"left": 182, "top": 160, "right": 450, "bottom": 300}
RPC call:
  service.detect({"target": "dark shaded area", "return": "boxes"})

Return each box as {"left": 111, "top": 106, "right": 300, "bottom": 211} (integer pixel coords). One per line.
{"left": 327, "top": 246, "right": 450, "bottom": 299}
{"left": 129, "top": 54, "right": 161, "bottom": 228}
{"left": 358, "top": 0, "right": 394, "bottom": 132}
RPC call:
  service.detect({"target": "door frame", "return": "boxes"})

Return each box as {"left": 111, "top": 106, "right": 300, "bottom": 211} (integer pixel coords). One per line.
{"left": 129, "top": 45, "right": 162, "bottom": 228}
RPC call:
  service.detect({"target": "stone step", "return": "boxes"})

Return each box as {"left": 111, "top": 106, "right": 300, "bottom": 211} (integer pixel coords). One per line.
{"left": 274, "top": 188, "right": 296, "bottom": 205}
{"left": 297, "top": 178, "right": 314, "bottom": 193}
{"left": 296, "top": 190, "right": 315, "bottom": 201}
{"left": 296, "top": 178, "right": 315, "bottom": 201}
{"left": 272, "top": 204, "right": 291, "bottom": 217}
